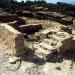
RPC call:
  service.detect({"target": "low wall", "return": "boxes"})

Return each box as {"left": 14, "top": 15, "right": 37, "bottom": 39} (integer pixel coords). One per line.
{"left": 0, "top": 23, "right": 25, "bottom": 56}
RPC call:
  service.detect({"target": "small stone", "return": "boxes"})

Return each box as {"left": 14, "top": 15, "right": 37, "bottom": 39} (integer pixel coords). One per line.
{"left": 55, "top": 66, "right": 61, "bottom": 70}
{"left": 9, "top": 57, "right": 21, "bottom": 64}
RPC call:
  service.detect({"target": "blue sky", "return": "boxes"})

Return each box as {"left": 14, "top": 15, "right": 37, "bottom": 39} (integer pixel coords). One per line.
{"left": 17, "top": 0, "right": 75, "bottom": 4}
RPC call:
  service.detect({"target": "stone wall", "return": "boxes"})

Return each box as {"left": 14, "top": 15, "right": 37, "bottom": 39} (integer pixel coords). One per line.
{"left": 0, "top": 23, "right": 25, "bottom": 56}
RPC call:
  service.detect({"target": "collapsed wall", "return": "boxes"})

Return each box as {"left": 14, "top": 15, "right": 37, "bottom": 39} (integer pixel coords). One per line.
{"left": 0, "top": 23, "right": 25, "bottom": 56}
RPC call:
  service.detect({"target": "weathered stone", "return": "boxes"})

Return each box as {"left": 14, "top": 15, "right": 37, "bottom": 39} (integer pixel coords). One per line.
{"left": 9, "top": 57, "right": 21, "bottom": 64}
{"left": 34, "top": 28, "right": 72, "bottom": 61}
{"left": 55, "top": 66, "right": 61, "bottom": 70}
{"left": 17, "top": 10, "right": 34, "bottom": 17}
{"left": 19, "top": 24, "right": 42, "bottom": 33}
{"left": 27, "top": 34, "right": 38, "bottom": 41}
{"left": 0, "top": 23, "right": 25, "bottom": 56}
{"left": 35, "top": 28, "right": 59, "bottom": 40}
{"left": 62, "top": 16, "right": 73, "bottom": 24}
{"left": 73, "top": 19, "right": 75, "bottom": 25}
{"left": 0, "top": 15, "right": 25, "bottom": 24}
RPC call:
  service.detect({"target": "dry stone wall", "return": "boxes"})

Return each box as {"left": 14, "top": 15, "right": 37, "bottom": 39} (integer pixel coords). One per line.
{"left": 0, "top": 23, "right": 25, "bottom": 56}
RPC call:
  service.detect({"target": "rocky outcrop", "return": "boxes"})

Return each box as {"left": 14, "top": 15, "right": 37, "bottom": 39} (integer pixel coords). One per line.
{"left": 0, "top": 23, "right": 25, "bottom": 56}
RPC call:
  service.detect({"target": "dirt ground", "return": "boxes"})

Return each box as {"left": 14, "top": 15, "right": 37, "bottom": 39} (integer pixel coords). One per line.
{"left": 0, "top": 49, "right": 75, "bottom": 75}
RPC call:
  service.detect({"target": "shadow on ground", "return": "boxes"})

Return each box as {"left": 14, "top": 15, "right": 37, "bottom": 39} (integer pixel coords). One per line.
{"left": 16, "top": 46, "right": 46, "bottom": 66}
{"left": 15, "top": 45, "right": 75, "bottom": 65}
